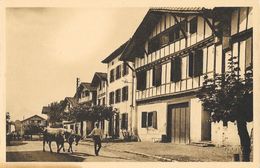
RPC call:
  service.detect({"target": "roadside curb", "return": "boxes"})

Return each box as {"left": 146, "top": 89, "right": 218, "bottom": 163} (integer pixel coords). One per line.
{"left": 80, "top": 141, "right": 175, "bottom": 161}
{"left": 123, "top": 150, "right": 175, "bottom": 162}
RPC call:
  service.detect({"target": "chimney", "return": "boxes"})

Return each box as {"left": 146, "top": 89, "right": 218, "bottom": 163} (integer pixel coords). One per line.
{"left": 76, "top": 77, "right": 80, "bottom": 91}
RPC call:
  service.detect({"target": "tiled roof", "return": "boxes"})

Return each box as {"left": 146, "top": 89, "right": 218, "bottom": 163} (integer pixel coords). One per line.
{"left": 22, "top": 115, "right": 46, "bottom": 123}
{"left": 65, "top": 97, "right": 78, "bottom": 107}
{"left": 149, "top": 7, "right": 210, "bottom": 13}
{"left": 102, "top": 40, "right": 130, "bottom": 63}
{"left": 81, "top": 82, "right": 96, "bottom": 91}
{"left": 96, "top": 72, "right": 107, "bottom": 81}
{"left": 91, "top": 72, "right": 107, "bottom": 87}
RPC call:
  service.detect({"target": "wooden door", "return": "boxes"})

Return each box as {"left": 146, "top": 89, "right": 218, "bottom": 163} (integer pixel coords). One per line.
{"left": 201, "top": 109, "right": 211, "bottom": 141}
{"left": 168, "top": 102, "right": 190, "bottom": 144}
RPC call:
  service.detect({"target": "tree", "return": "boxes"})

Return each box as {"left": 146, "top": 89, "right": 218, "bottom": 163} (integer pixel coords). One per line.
{"left": 197, "top": 55, "right": 253, "bottom": 161}
{"left": 68, "top": 104, "right": 117, "bottom": 123}
{"left": 47, "top": 101, "right": 67, "bottom": 127}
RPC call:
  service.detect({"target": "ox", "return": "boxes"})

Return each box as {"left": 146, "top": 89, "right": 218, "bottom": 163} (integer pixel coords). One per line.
{"left": 42, "top": 128, "right": 66, "bottom": 153}
{"left": 64, "top": 131, "right": 81, "bottom": 153}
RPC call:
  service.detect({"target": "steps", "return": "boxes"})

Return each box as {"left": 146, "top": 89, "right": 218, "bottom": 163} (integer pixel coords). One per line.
{"left": 189, "top": 141, "right": 215, "bottom": 147}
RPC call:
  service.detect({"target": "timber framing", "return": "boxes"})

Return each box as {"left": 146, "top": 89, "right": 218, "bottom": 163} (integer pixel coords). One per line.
{"left": 171, "top": 14, "right": 187, "bottom": 39}
{"left": 135, "top": 35, "right": 214, "bottom": 72}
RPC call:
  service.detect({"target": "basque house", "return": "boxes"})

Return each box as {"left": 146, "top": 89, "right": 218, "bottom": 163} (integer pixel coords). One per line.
{"left": 102, "top": 41, "right": 136, "bottom": 138}
{"left": 120, "top": 7, "right": 253, "bottom": 145}
{"left": 74, "top": 82, "right": 97, "bottom": 137}
{"left": 90, "top": 72, "right": 109, "bottom": 134}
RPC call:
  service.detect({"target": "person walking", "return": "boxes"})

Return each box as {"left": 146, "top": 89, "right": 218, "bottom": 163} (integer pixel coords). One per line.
{"left": 88, "top": 122, "right": 103, "bottom": 156}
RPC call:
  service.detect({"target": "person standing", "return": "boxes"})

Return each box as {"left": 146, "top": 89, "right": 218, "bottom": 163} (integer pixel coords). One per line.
{"left": 88, "top": 122, "right": 103, "bottom": 156}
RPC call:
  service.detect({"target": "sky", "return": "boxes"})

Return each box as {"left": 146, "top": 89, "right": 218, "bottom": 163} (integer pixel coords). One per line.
{"left": 6, "top": 7, "right": 148, "bottom": 121}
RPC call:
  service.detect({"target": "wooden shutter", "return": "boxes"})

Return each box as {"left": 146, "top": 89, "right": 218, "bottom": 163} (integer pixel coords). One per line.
{"left": 188, "top": 52, "right": 194, "bottom": 77}
{"left": 194, "top": 49, "right": 203, "bottom": 77}
{"left": 171, "top": 57, "right": 182, "bottom": 82}
{"left": 125, "top": 113, "right": 128, "bottom": 130}
{"left": 152, "top": 65, "right": 162, "bottom": 87}
{"left": 137, "top": 71, "right": 146, "bottom": 91}
{"left": 148, "top": 112, "right": 153, "bottom": 127}
{"left": 125, "top": 86, "right": 128, "bottom": 101}
{"left": 121, "top": 113, "right": 125, "bottom": 129}
{"left": 190, "top": 17, "right": 197, "bottom": 34}
{"left": 141, "top": 112, "right": 147, "bottom": 128}
{"left": 152, "top": 111, "right": 157, "bottom": 129}
{"left": 169, "top": 28, "right": 175, "bottom": 43}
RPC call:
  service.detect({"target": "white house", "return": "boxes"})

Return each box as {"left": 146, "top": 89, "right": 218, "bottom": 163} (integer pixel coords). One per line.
{"left": 102, "top": 41, "right": 136, "bottom": 138}
{"left": 120, "top": 7, "right": 253, "bottom": 145}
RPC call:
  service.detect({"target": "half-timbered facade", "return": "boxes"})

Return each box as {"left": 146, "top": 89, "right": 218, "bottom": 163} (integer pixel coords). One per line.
{"left": 120, "top": 7, "right": 253, "bottom": 145}
{"left": 102, "top": 41, "right": 136, "bottom": 138}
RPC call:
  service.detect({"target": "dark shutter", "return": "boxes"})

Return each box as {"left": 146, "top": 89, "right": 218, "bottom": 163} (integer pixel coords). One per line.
{"left": 110, "top": 69, "right": 114, "bottom": 82}
{"left": 152, "top": 111, "right": 157, "bottom": 129}
{"left": 194, "top": 49, "right": 203, "bottom": 77}
{"left": 189, "top": 52, "right": 194, "bottom": 77}
{"left": 122, "top": 63, "right": 129, "bottom": 76}
{"left": 190, "top": 17, "right": 197, "bottom": 34}
{"left": 152, "top": 65, "right": 162, "bottom": 87}
{"left": 169, "top": 29, "right": 175, "bottom": 43}
{"left": 141, "top": 112, "right": 147, "bottom": 128}
{"left": 125, "top": 113, "right": 128, "bottom": 130}
{"left": 136, "top": 71, "right": 146, "bottom": 91}
{"left": 125, "top": 86, "right": 128, "bottom": 101}
{"left": 171, "top": 57, "right": 182, "bottom": 82}
{"left": 148, "top": 112, "right": 153, "bottom": 127}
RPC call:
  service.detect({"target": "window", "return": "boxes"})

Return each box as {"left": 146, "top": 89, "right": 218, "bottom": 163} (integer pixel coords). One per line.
{"left": 122, "top": 62, "right": 129, "bottom": 76}
{"left": 110, "top": 69, "right": 115, "bottom": 83}
{"left": 102, "top": 97, "right": 105, "bottom": 105}
{"left": 136, "top": 70, "right": 147, "bottom": 91}
{"left": 141, "top": 111, "right": 157, "bottom": 129}
{"left": 189, "top": 49, "right": 203, "bottom": 77}
{"left": 99, "top": 81, "right": 102, "bottom": 90}
{"left": 122, "top": 86, "right": 129, "bottom": 101}
{"left": 159, "top": 33, "right": 170, "bottom": 47}
{"left": 109, "top": 92, "right": 114, "bottom": 105}
{"left": 152, "top": 64, "right": 162, "bottom": 87}
{"left": 98, "top": 99, "right": 101, "bottom": 105}
{"left": 148, "top": 37, "right": 159, "bottom": 54}
{"left": 85, "top": 90, "right": 90, "bottom": 97}
{"left": 70, "top": 125, "right": 74, "bottom": 130}
{"left": 121, "top": 113, "right": 128, "bottom": 130}
{"left": 190, "top": 17, "right": 197, "bottom": 34}
{"left": 171, "top": 56, "right": 182, "bottom": 82}
{"left": 115, "top": 89, "right": 121, "bottom": 103}
{"left": 116, "top": 65, "right": 121, "bottom": 79}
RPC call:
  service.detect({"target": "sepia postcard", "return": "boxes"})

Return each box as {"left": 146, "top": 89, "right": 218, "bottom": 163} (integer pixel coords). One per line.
{"left": 1, "top": 0, "right": 260, "bottom": 168}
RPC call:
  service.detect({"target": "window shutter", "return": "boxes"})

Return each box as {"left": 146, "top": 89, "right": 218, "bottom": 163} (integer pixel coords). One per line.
{"left": 141, "top": 112, "right": 147, "bottom": 128}
{"left": 148, "top": 112, "right": 153, "bottom": 127}
{"left": 121, "top": 114, "right": 125, "bottom": 129}
{"left": 152, "top": 111, "right": 157, "bottom": 129}
{"left": 137, "top": 71, "right": 146, "bottom": 91}
{"left": 171, "top": 57, "right": 182, "bottom": 82}
{"left": 189, "top": 52, "right": 194, "bottom": 77}
{"left": 152, "top": 65, "right": 162, "bottom": 87}
{"left": 190, "top": 17, "right": 197, "bottom": 34}
{"left": 125, "top": 113, "right": 128, "bottom": 130}
{"left": 194, "top": 49, "right": 203, "bottom": 77}
{"left": 125, "top": 86, "right": 128, "bottom": 101}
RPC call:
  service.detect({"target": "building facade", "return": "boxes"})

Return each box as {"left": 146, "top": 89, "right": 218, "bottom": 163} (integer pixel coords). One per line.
{"left": 102, "top": 41, "right": 136, "bottom": 138}
{"left": 120, "top": 7, "right": 253, "bottom": 145}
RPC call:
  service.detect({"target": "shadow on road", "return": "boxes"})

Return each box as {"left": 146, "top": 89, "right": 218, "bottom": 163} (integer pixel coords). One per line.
{"left": 8, "top": 141, "right": 28, "bottom": 146}
{"left": 7, "top": 151, "right": 85, "bottom": 162}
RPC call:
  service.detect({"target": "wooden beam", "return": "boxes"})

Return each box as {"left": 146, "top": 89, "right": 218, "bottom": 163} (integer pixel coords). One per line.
{"left": 203, "top": 16, "right": 219, "bottom": 37}
{"left": 124, "top": 61, "right": 135, "bottom": 72}
{"left": 171, "top": 14, "right": 187, "bottom": 39}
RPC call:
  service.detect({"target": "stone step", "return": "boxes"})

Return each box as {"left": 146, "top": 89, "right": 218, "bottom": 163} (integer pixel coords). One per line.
{"left": 189, "top": 141, "right": 215, "bottom": 147}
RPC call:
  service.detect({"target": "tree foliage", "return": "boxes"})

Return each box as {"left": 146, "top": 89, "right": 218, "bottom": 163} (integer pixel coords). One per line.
{"left": 68, "top": 104, "right": 117, "bottom": 122}
{"left": 47, "top": 101, "right": 68, "bottom": 125}
{"left": 197, "top": 56, "right": 253, "bottom": 123}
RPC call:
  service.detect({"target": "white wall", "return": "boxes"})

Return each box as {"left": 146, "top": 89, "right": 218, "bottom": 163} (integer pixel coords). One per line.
{"left": 212, "top": 121, "right": 253, "bottom": 146}
{"left": 190, "top": 98, "right": 202, "bottom": 142}
{"left": 137, "top": 102, "right": 167, "bottom": 141}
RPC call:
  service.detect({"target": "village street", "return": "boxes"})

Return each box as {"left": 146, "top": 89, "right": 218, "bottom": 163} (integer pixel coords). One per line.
{"left": 6, "top": 140, "right": 238, "bottom": 162}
